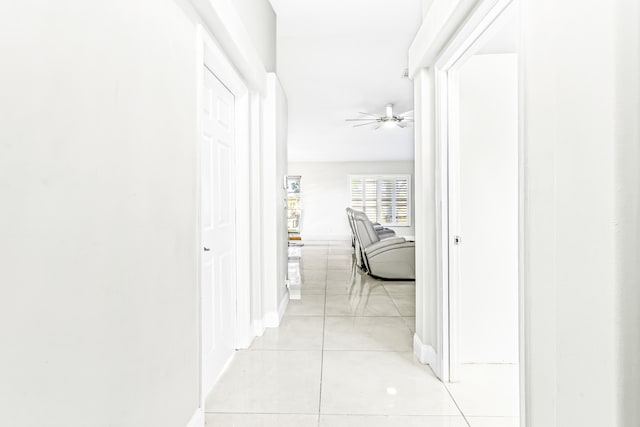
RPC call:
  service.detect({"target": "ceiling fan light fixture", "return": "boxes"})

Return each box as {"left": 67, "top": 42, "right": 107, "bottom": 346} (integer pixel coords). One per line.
{"left": 346, "top": 103, "right": 414, "bottom": 130}
{"left": 385, "top": 104, "right": 394, "bottom": 118}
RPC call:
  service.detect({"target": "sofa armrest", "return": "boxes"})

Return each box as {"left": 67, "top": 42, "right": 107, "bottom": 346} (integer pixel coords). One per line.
{"left": 368, "top": 241, "right": 415, "bottom": 258}
{"left": 365, "top": 237, "right": 407, "bottom": 253}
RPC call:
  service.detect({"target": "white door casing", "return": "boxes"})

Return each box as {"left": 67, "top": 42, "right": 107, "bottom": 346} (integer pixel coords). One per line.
{"left": 429, "top": 0, "right": 525, "bottom": 423}
{"left": 201, "top": 66, "right": 237, "bottom": 395}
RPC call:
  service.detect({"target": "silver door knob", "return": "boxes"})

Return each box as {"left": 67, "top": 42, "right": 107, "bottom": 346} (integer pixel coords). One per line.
{"left": 203, "top": 247, "right": 211, "bottom": 252}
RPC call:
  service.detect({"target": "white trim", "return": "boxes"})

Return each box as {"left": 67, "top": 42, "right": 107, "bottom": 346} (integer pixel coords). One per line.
{"left": 408, "top": 0, "right": 479, "bottom": 76}
{"left": 434, "top": 0, "right": 514, "bottom": 71}
{"left": 263, "top": 291, "right": 290, "bottom": 328}
{"left": 202, "top": 27, "right": 249, "bottom": 96}
{"left": 445, "top": 66, "right": 461, "bottom": 383}
{"left": 232, "top": 87, "right": 253, "bottom": 352}
{"left": 194, "top": 22, "right": 205, "bottom": 415}
{"left": 187, "top": 0, "right": 267, "bottom": 94}
{"left": 516, "top": 2, "right": 526, "bottom": 424}
{"left": 434, "top": 0, "right": 519, "bottom": 385}
{"left": 252, "top": 319, "right": 265, "bottom": 337}
{"left": 413, "top": 0, "right": 525, "bottom": 423}
{"left": 412, "top": 67, "right": 443, "bottom": 379}
{"left": 260, "top": 74, "right": 289, "bottom": 328}
{"left": 414, "top": 334, "right": 438, "bottom": 370}
{"left": 249, "top": 91, "right": 264, "bottom": 343}
{"left": 302, "top": 234, "right": 352, "bottom": 242}
{"left": 200, "top": 26, "right": 254, "bottom": 349}
{"left": 433, "top": 67, "right": 450, "bottom": 382}
{"left": 262, "top": 312, "right": 280, "bottom": 327}
{"left": 278, "top": 291, "right": 289, "bottom": 320}
{"left": 186, "top": 409, "right": 204, "bottom": 427}
{"left": 197, "top": 24, "right": 256, "bottom": 406}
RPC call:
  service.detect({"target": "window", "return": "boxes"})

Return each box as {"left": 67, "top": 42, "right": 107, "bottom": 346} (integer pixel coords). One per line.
{"left": 349, "top": 175, "right": 411, "bottom": 226}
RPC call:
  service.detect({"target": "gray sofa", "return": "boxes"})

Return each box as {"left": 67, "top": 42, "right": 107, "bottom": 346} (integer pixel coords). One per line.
{"left": 346, "top": 208, "right": 396, "bottom": 270}
{"left": 347, "top": 208, "right": 415, "bottom": 280}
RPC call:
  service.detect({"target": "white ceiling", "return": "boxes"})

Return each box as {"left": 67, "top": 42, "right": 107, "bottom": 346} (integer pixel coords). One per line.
{"left": 269, "top": 0, "right": 422, "bottom": 162}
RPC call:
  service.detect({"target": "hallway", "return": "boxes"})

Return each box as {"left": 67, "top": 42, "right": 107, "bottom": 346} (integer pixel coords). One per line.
{"left": 205, "top": 241, "right": 517, "bottom": 426}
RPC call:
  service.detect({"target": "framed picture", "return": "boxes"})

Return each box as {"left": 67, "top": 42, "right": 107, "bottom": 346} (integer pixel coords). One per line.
{"left": 286, "top": 175, "right": 301, "bottom": 194}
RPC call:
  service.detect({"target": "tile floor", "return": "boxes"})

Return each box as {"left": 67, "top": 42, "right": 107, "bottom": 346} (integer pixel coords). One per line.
{"left": 205, "top": 240, "right": 519, "bottom": 427}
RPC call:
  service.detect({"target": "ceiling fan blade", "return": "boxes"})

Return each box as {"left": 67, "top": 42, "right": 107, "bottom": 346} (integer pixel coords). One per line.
{"left": 345, "top": 118, "right": 381, "bottom": 121}
{"left": 352, "top": 121, "right": 378, "bottom": 127}
{"left": 399, "top": 110, "right": 414, "bottom": 117}
{"left": 373, "top": 123, "right": 383, "bottom": 130}
{"left": 396, "top": 122, "right": 407, "bottom": 128}
{"left": 358, "top": 112, "right": 382, "bottom": 118}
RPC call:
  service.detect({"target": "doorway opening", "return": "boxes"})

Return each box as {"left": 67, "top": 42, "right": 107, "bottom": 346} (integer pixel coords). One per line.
{"left": 197, "top": 26, "right": 254, "bottom": 410}
{"left": 435, "top": 1, "right": 523, "bottom": 425}
{"left": 200, "top": 63, "right": 237, "bottom": 395}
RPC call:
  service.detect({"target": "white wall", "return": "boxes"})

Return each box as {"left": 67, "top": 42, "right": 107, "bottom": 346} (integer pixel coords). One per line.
{"left": 287, "top": 161, "right": 415, "bottom": 241}
{"left": 0, "top": 1, "right": 199, "bottom": 425}
{"left": 412, "top": 68, "right": 439, "bottom": 365}
{"left": 614, "top": 2, "right": 640, "bottom": 425}
{"left": 0, "top": 0, "right": 281, "bottom": 425}
{"left": 262, "top": 74, "right": 289, "bottom": 320}
{"left": 276, "top": 77, "right": 290, "bottom": 306}
{"left": 522, "top": 1, "right": 619, "bottom": 425}
{"left": 457, "top": 54, "right": 518, "bottom": 364}
{"left": 411, "top": 1, "right": 640, "bottom": 426}
{"left": 232, "top": 0, "right": 276, "bottom": 72}
{"left": 421, "top": 0, "right": 434, "bottom": 16}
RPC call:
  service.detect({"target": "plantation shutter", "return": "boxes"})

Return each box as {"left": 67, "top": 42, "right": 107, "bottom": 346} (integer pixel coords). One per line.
{"left": 350, "top": 175, "right": 411, "bottom": 226}
{"left": 363, "top": 178, "right": 378, "bottom": 222}
{"left": 394, "top": 177, "right": 409, "bottom": 224}
{"left": 379, "top": 178, "right": 394, "bottom": 224}
{"left": 350, "top": 177, "right": 378, "bottom": 222}
{"left": 350, "top": 178, "right": 363, "bottom": 211}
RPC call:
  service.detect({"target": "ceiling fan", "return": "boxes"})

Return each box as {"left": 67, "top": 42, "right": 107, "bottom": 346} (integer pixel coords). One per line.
{"left": 346, "top": 104, "right": 414, "bottom": 130}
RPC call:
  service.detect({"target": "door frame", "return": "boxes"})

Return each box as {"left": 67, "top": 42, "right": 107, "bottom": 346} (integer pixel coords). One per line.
{"left": 432, "top": 0, "right": 525, "bottom": 423}
{"left": 196, "top": 24, "right": 253, "bottom": 407}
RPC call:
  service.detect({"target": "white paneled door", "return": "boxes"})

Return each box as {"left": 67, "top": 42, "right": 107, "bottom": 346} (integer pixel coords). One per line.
{"left": 201, "top": 66, "right": 236, "bottom": 395}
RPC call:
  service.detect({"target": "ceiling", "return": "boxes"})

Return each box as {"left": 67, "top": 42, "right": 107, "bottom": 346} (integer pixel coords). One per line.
{"left": 269, "top": 0, "right": 422, "bottom": 162}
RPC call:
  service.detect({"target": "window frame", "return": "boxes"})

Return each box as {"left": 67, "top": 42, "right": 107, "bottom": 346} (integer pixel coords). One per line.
{"left": 348, "top": 174, "right": 412, "bottom": 227}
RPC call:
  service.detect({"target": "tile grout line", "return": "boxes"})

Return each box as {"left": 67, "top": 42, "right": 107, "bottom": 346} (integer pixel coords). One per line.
{"left": 443, "top": 382, "right": 472, "bottom": 427}
{"left": 386, "top": 290, "right": 413, "bottom": 330}
{"left": 316, "top": 245, "right": 330, "bottom": 427}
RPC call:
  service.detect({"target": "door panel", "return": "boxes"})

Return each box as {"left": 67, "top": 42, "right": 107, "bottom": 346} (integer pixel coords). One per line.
{"left": 202, "top": 66, "right": 236, "bottom": 396}
{"left": 215, "top": 144, "right": 232, "bottom": 226}
{"left": 448, "top": 54, "right": 519, "bottom": 380}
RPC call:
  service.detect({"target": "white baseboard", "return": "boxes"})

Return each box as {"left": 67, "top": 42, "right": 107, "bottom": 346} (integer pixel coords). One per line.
{"left": 263, "top": 310, "right": 279, "bottom": 327}
{"left": 301, "top": 234, "right": 351, "bottom": 242}
{"left": 414, "top": 333, "right": 438, "bottom": 372}
{"left": 277, "top": 291, "right": 289, "bottom": 319}
{"left": 288, "top": 285, "right": 301, "bottom": 300}
{"left": 186, "top": 408, "right": 204, "bottom": 427}
{"left": 252, "top": 318, "right": 265, "bottom": 337}
{"left": 262, "top": 291, "right": 290, "bottom": 328}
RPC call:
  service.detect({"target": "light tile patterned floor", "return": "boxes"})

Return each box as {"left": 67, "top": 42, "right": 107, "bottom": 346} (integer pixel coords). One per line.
{"left": 205, "top": 241, "right": 518, "bottom": 427}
